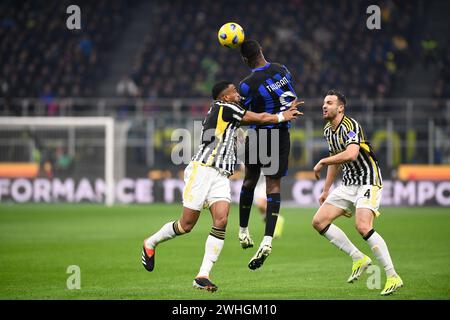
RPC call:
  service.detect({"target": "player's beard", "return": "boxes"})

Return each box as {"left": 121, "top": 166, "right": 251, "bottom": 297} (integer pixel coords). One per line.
{"left": 323, "top": 108, "right": 338, "bottom": 121}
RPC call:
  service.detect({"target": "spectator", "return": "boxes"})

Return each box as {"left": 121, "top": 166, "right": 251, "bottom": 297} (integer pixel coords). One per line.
{"left": 421, "top": 34, "right": 438, "bottom": 69}
{"left": 116, "top": 75, "right": 140, "bottom": 98}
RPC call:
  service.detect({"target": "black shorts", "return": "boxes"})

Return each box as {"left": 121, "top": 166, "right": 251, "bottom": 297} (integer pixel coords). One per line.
{"left": 244, "top": 127, "right": 290, "bottom": 178}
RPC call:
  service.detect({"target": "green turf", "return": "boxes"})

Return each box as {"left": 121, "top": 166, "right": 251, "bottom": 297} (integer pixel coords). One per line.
{"left": 0, "top": 204, "right": 449, "bottom": 299}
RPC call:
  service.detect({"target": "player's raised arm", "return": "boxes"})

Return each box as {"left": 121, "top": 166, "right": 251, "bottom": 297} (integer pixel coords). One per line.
{"left": 241, "top": 101, "right": 303, "bottom": 125}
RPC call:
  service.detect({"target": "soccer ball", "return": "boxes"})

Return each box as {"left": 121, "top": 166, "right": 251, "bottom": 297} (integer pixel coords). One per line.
{"left": 217, "top": 22, "right": 245, "bottom": 49}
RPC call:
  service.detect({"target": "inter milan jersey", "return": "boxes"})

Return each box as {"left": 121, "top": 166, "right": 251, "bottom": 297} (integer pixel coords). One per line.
{"left": 239, "top": 62, "right": 297, "bottom": 129}
{"left": 191, "top": 101, "right": 247, "bottom": 176}
{"left": 324, "top": 116, "right": 383, "bottom": 187}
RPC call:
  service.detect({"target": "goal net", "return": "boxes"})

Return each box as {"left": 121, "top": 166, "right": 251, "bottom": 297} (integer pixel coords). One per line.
{"left": 0, "top": 117, "right": 115, "bottom": 206}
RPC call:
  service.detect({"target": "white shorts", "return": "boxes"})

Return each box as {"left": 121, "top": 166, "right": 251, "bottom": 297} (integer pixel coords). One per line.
{"left": 182, "top": 162, "right": 231, "bottom": 211}
{"left": 253, "top": 174, "right": 266, "bottom": 203}
{"left": 325, "top": 184, "right": 383, "bottom": 217}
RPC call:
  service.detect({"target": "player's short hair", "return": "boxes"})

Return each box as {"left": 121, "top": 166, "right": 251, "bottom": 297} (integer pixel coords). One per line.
{"left": 240, "top": 40, "right": 261, "bottom": 60}
{"left": 326, "top": 89, "right": 347, "bottom": 106}
{"left": 212, "top": 81, "right": 233, "bottom": 100}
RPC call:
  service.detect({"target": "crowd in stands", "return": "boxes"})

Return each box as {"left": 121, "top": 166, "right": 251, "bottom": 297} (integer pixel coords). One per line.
{"left": 0, "top": 0, "right": 135, "bottom": 102}
{"left": 132, "top": 0, "right": 419, "bottom": 100}
{"left": 0, "top": 0, "right": 446, "bottom": 103}
{"left": 1, "top": 0, "right": 448, "bottom": 170}
{"left": 433, "top": 40, "right": 450, "bottom": 99}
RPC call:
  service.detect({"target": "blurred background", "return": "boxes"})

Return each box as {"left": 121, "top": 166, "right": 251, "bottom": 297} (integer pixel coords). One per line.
{"left": 0, "top": 0, "right": 449, "bottom": 206}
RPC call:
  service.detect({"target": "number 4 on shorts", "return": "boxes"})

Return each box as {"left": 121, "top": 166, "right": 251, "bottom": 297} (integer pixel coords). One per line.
{"left": 364, "top": 189, "right": 371, "bottom": 199}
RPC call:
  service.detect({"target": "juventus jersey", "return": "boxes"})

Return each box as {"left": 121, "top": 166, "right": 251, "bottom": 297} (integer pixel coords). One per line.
{"left": 324, "top": 116, "right": 383, "bottom": 187}
{"left": 191, "top": 101, "right": 247, "bottom": 176}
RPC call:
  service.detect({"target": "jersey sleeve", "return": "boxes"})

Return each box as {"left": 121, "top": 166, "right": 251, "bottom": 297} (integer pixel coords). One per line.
{"left": 221, "top": 102, "right": 247, "bottom": 124}
{"left": 239, "top": 81, "right": 252, "bottom": 110}
{"left": 344, "top": 118, "right": 361, "bottom": 147}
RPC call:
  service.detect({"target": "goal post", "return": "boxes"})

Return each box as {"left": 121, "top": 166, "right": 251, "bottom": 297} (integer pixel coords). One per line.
{"left": 0, "top": 117, "right": 115, "bottom": 206}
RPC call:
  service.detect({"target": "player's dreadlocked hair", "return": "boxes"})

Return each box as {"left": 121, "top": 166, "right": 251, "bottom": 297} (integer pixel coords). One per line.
{"left": 212, "top": 81, "right": 233, "bottom": 100}
{"left": 240, "top": 39, "right": 262, "bottom": 61}
{"left": 326, "top": 89, "right": 347, "bottom": 106}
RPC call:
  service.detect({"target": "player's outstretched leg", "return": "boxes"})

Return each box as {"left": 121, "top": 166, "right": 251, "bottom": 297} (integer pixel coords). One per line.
{"left": 319, "top": 223, "right": 371, "bottom": 282}
{"left": 248, "top": 178, "right": 281, "bottom": 270}
{"left": 363, "top": 229, "right": 403, "bottom": 295}
{"left": 248, "top": 194, "right": 279, "bottom": 269}
{"left": 142, "top": 220, "right": 185, "bottom": 272}
{"left": 239, "top": 166, "right": 260, "bottom": 249}
{"left": 193, "top": 226, "right": 225, "bottom": 292}
{"left": 357, "top": 208, "right": 403, "bottom": 295}
{"left": 313, "top": 204, "right": 369, "bottom": 282}
{"left": 193, "top": 201, "right": 228, "bottom": 292}
{"left": 142, "top": 207, "right": 199, "bottom": 271}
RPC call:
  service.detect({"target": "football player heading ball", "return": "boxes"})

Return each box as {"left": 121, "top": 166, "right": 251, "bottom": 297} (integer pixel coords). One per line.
{"left": 237, "top": 39, "right": 301, "bottom": 270}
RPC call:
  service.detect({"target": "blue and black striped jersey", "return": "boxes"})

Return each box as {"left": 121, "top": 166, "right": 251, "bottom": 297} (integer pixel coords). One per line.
{"left": 239, "top": 62, "right": 297, "bottom": 129}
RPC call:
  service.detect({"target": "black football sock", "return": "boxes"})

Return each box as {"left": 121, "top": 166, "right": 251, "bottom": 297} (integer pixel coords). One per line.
{"left": 239, "top": 186, "right": 254, "bottom": 228}
{"left": 264, "top": 193, "right": 280, "bottom": 237}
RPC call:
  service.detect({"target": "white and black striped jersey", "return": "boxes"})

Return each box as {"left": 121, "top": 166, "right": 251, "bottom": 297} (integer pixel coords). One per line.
{"left": 191, "top": 101, "right": 247, "bottom": 176}
{"left": 324, "top": 116, "right": 383, "bottom": 187}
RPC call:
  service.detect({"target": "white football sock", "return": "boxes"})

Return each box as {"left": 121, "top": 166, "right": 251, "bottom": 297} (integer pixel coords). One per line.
{"left": 239, "top": 227, "right": 249, "bottom": 235}
{"left": 145, "top": 221, "right": 178, "bottom": 249}
{"left": 261, "top": 235, "right": 272, "bottom": 247}
{"left": 323, "top": 224, "right": 364, "bottom": 261}
{"left": 365, "top": 230, "right": 397, "bottom": 277}
{"left": 197, "top": 234, "right": 225, "bottom": 278}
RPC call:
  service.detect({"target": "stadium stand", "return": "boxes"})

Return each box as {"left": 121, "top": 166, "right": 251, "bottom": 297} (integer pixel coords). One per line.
{"left": 0, "top": 0, "right": 449, "bottom": 175}
{"left": 0, "top": 0, "right": 136, "bottom": 101}
{"left": 132, "top": 0, "right": 419, "bottom": 100}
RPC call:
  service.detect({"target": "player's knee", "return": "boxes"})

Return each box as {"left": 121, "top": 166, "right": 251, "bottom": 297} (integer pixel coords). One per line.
{"left": 180, "top": 220, "right": 195, "bottom": 233}
{"left": 355, "top": 222, "right": 371, "bottom": 236}
{"left": 213, "top": 215, "right": 228, "bottom": 229}
{"left": 266, "top": 178, "right": 281, "bottom": 194}
{"left": 311, "top": 216, "right": 324, "bottom": 232}
{"left": 266, "top": 185, "right": 280, "bottom": 194}
{"left": 242, "top": 178, "right": 258, "bottom": 190}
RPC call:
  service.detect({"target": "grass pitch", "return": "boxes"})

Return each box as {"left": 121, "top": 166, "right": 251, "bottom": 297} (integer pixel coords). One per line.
{"left": 0, "top": 204, "right": 449, "bottom": 299}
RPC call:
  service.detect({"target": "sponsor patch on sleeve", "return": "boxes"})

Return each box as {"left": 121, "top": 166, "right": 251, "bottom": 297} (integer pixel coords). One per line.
{"left": 347, "top": 130, "right": 356, "bottom": 139}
